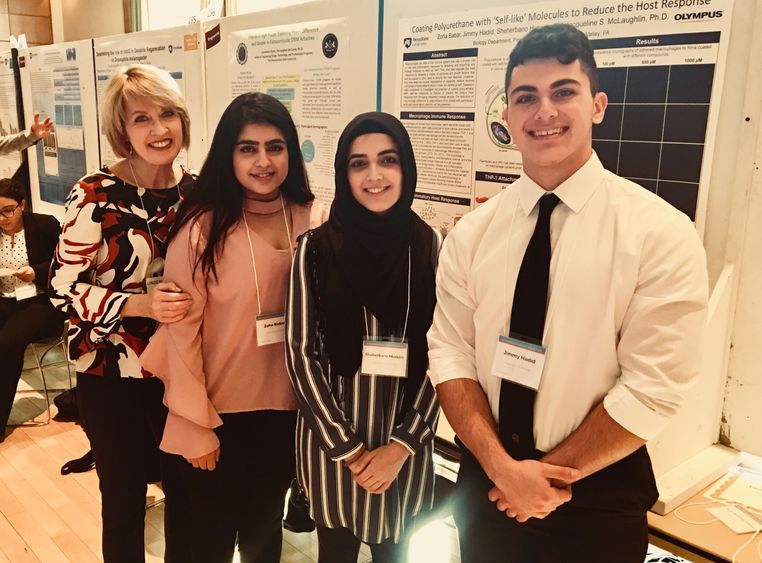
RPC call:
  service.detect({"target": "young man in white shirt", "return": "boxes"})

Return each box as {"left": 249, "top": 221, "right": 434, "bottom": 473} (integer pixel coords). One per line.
{"left": 428, "top": 24, "right": 708, "bottom": 562}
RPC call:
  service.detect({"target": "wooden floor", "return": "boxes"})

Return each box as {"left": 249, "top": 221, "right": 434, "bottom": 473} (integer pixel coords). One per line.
{"left": 0, "top": 344, "right": 393, "bottom": 562}
{"left": 1, "top": 343, "right": 684, "bottom": 563}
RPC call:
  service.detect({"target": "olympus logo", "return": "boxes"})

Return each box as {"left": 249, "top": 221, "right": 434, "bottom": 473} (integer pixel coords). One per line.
{"left": 674, "top": 10, "right": 723, "bottom": 20}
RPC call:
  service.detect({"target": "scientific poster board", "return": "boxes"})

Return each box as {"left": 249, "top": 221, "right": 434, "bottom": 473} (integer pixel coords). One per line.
{"left": 18, "top": 40, "right": 100, "bottom": 218}
{"left": 203, "top": 2, "right": 377, "bottom": 203}
{"left": 0, "top": 51, "right": 23, "bottom": 180}
{"left": 392, "top": 0, "right": 733, "bottom": 235}
{"left": 93, "top": 23, "right": 207, "bottom": 171}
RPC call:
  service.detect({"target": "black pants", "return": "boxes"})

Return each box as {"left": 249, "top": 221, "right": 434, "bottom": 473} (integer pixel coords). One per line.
{"left": 166, "top": 410, "right": 296, "bottom": 563}
{"left": 0, "top": 295, "right": 64, "bottom": 432}
{"left": 453, "top": 446, "right": 658, "bottom": 563}
{"left": 317, "top": 523, "right": 415, "bottom": 563}
{"left": 77, "top": 372, "right": 191, "bottom": 563}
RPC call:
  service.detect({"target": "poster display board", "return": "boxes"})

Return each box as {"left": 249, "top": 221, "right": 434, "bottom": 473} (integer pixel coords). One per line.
{"left": 94, "top": 23, "right": 207, "bottom": 171}
{"left": 18, "top": 40, "right": 100, "bottom": 218}
{"left": 203, "top": 3, "right": 377, "bottom": 204}
{"left": 0, "top": 51, "right": 23, "bottom": 180}
{"left": 393, "top": 0, "right": 733, "bottom": 235}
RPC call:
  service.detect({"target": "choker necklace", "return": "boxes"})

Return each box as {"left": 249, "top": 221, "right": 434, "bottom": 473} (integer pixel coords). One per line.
{"left": 243, "top": 194, "right": 284, "bottom": 215}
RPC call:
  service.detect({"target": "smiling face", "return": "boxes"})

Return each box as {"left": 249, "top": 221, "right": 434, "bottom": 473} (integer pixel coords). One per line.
{"left": 232, "top": 122, "right": 289, "bottom": 200}
{"left": 502, "top": 57, "right": 607, "bottom": 189}
{"left": 124, "top": 97, "right": 183, "bottom": 170}
{"left": 346, "top": 133, "right": 403, "bottom": 215}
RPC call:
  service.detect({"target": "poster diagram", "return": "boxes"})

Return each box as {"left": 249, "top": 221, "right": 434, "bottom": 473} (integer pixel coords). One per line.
{"left": 219, "top": 18, "right": 350, "bottom": 204}
{"left": 395, "top": 0, "right": 733, "bottom": 234}
{"left": 94, "top": 24, "right": 206, "bottom": 170}
{"left": 18, "top": 41, "right": 97, "bottom": 210}
{"left": 592, "top": 32, "right": 720, "bottom": 220}
{"left": 0, "top": 52, "right": 22, "bottom": 180}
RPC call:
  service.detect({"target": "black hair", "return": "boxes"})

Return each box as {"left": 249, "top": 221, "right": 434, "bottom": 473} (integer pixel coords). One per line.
{"left": 170, "top": 92, "right": 314, "bottom": 279}
{"left": 0, "top": 178, "right": 25, "bottom": 203}
{"left": 505, "top": 24, "right": 599, "bottom": 96}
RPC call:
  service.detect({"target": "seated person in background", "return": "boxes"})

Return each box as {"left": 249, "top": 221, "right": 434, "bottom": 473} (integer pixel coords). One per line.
{"left": 0, "top": 113, "right": 54, "bottom": 156}
{"left": 0, "top": 177, "right": 63, "bottom": 440}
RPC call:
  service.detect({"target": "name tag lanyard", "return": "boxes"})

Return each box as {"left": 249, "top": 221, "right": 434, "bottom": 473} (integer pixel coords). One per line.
{"left": 494, "top": 195, "right": 585, "bottom": 391}
{"left": 242, "top": 195, "right": 293, "bottom": 346}
{"left": 360, "top": 246, "right": 411, "bottom": 378}
{"left": 130, "top": 159, "right": 181, "bottom": 291}
{"left": 500, "top": 196, "right": 585, "bottom": 342}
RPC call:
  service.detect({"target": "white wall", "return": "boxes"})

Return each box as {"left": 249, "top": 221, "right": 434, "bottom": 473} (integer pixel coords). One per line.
{"left": 51, "top": 0, "right": 124, "bottom": 42}
{"left": 718, "top": 0, "right": 762, "bottom": 454}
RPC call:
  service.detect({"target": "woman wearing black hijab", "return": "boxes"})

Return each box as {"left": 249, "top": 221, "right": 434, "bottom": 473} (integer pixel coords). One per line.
{"left": 286, "top": 112, "right": 441, "bottom": 563}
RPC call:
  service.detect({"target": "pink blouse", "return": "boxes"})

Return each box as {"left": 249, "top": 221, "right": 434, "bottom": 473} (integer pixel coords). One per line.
{"left": 141, "top": 200, "right": 327, "bottom": 458}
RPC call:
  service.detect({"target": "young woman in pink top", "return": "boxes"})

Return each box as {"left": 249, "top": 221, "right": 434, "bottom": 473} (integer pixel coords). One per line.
{"left": 142, "top": 93, "right": 326, "bottom": 563}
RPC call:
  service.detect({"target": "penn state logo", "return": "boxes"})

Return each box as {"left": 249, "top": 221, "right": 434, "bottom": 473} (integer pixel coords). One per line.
{"left": 404, "top": 37, "right": 412, "bottom": 49}
{"left": 236, "top": 42, "right": 248, "bottom": 65}
{"left": 322, "top": 33, "right": 338, "bottom": 58}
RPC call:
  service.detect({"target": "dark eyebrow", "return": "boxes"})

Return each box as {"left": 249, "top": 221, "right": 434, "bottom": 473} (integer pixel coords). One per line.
{"left": 509, "top": 85, "right": 537, "bottom": 97}
{"left": 550, "top": 78, "right": 582, "bottom": 89}
{"left": 348, "top": 148, "right": 399, "bottom": 160}
{"left": 234, "top": 138, "right": 286, "bottom": 147}
{"left": 509, "top": 78, "right": 582, "bottom": 97}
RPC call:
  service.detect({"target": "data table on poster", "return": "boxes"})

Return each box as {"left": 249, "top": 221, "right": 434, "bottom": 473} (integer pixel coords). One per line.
{"left": 591, "top": 32, "right": 720, "bottom": 221}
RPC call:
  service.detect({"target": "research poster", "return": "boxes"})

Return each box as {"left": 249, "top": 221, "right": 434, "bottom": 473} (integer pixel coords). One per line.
{"left": 94, "top": 24, "right": 207, "bottom": 170}
{"left": 0, "top": 52, "right": 22, "bottom": 180}
{"left": 18, "top": 40, "right": 100, "bottom": 216}
{"left": 395, "top": 0, "right": 733, "bottom": 234}
{"left": 213, "top": 18, "right": 351, "bottom": 203}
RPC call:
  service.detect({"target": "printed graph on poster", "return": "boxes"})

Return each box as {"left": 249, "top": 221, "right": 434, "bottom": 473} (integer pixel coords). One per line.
{"left": 0, "top": 52, "right": 22, "bottom": 179}
{"left": 29, "top": 47, "right": 86, "bottom": 204}
{"left": 591, "top": 32, "right": 720, "bottom": 221}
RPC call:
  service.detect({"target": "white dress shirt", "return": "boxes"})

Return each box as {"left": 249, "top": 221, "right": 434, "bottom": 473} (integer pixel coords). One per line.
{"left": 428, "top": 153, "right": 708, "bottom": 452}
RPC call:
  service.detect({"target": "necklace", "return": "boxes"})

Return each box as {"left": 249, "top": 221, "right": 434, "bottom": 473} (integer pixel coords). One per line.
{"left": 126, "top": 158, "right": 181, "bottom": 286}
{"left": 127, "top": 158, "right": 181, "bottom": 212}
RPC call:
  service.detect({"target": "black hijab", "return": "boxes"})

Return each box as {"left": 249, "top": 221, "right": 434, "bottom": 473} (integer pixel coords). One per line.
{"left": 308, "top": 112, "right": 436, "bottom": 409}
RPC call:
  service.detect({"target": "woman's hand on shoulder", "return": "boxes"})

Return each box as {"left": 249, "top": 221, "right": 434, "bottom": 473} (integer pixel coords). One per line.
{"left": 121, "top": 282, "right": 192, "bottom": 322}
{"left": 185, "top": 447, "right": 221, "bottom": 471}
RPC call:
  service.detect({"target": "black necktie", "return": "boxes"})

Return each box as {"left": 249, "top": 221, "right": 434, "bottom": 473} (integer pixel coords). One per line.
{"left": 498, "top": 192, "right": 560, "bottom": 460}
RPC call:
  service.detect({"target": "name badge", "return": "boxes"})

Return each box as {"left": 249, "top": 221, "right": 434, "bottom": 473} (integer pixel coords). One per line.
{"left": 15, "top": 283, "right": 37, "bottom": 301}
{"left": 361, "top": 339, "right": 409, "bottom": 378}
{"left": 491, "top": 335, "right": 546, "bottom": 391}
{"left": 256, "top": 312, "right": 286, "bottom": 346}
{"left": 145, "top": 257, "right": 165, "bottom": 293}
{"left": 145, "top": 276, "right": 163, "bottom": 292}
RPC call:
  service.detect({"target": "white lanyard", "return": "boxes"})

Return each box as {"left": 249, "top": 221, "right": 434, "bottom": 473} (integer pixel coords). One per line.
{"left": 363, "top": 246, "right": 412, "bottom": 341}
{"left": 241, "top": 194, "right": 293, "bottom": 316}
{"left": 360, "top": 246, "right": 412, "bottom": 378}
{"left": 128, "top": 158, "right": 181, "bottom": 260}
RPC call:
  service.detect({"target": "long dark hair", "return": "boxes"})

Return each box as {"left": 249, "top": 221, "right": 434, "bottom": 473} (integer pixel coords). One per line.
{"left": 171, "top": 92, "right": 314, "bottom": 279}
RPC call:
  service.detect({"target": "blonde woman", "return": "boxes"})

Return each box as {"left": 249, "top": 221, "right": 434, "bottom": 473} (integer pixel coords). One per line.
{"left": 49, "top": 65, "right": 194, "bottom": 563}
